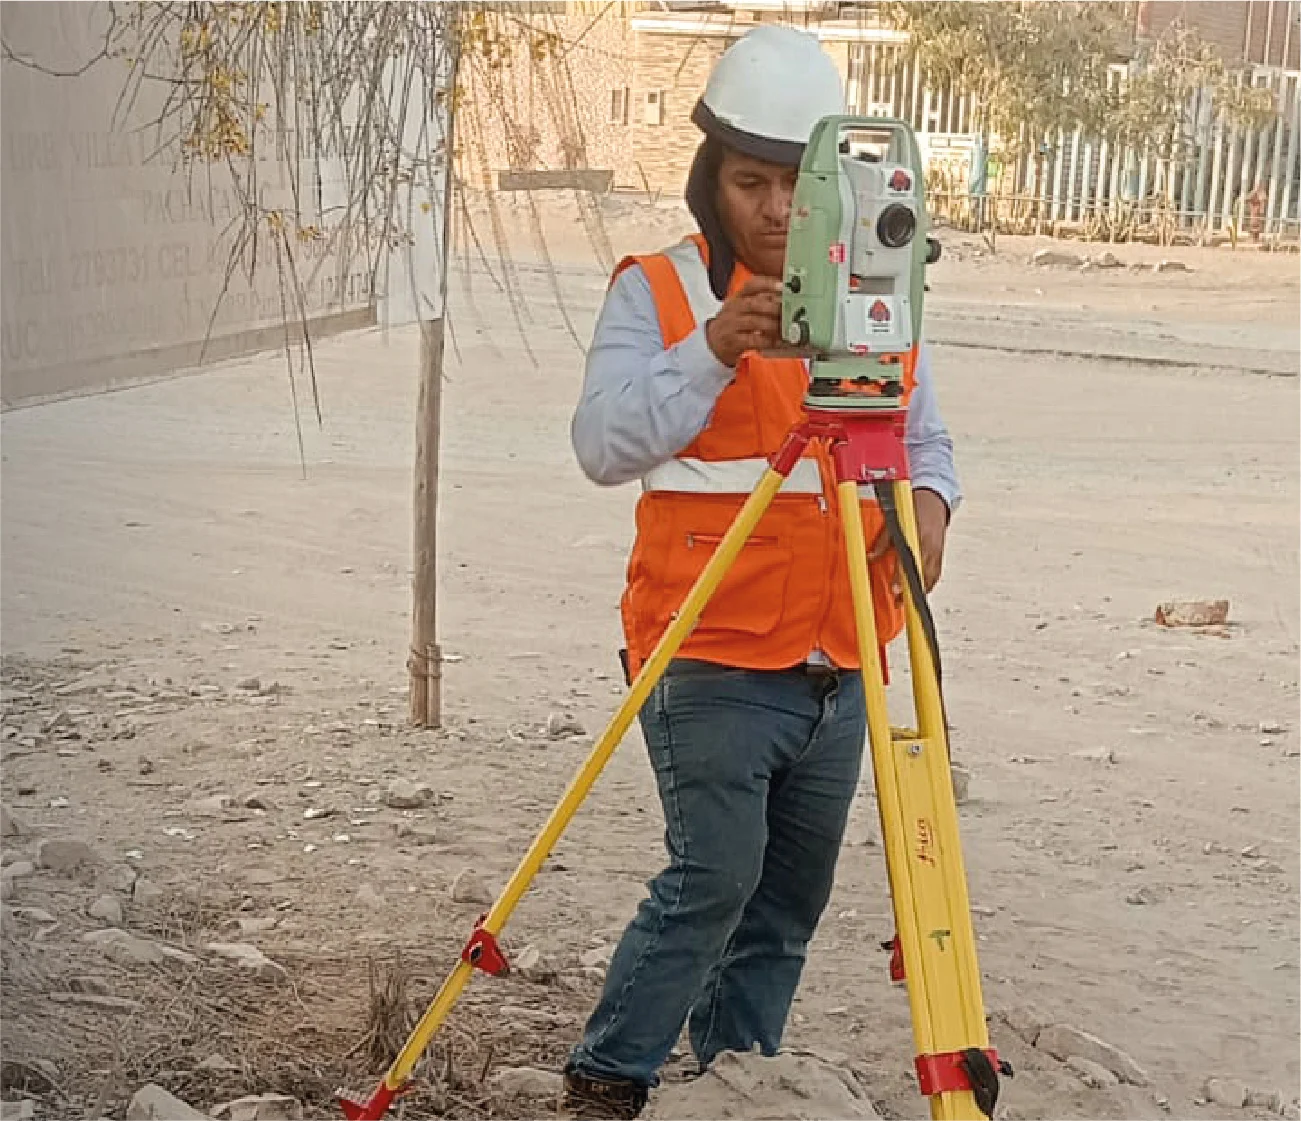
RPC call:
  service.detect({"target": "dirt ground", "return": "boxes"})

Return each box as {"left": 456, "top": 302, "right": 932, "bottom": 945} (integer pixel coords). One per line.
{"left": 2, "top": 193, "right": 1298, "bottom": 1121}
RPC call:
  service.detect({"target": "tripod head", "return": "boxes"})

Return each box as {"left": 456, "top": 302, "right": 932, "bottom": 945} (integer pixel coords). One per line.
{"left": 780, "top": 116, "right": 939, "bottom": 411}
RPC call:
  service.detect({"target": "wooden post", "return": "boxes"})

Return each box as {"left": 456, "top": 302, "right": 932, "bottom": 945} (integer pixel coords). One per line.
{"left": 409, "top": 317, "right": 445, "bottom": 728}
{"left": 407, "top": 17, "right": 460, "bottom": 729}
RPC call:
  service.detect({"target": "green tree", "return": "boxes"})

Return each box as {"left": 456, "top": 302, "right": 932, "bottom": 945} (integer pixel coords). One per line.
{"left": 1105, "top": 23, "right": 1276, "bottom": 158}
{"left": 885, "top": 2, "right": 1125, "bottom": 149}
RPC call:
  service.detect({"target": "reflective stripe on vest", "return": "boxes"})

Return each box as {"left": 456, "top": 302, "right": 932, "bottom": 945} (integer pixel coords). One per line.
{"left": 642, "top": 240, "right": 819, "bottom": 494}
{"left": 643, "top": 456, "right": 823, "bottom": 495}
{"left": 662, "top": 240, "right": 721, "bottom": 323}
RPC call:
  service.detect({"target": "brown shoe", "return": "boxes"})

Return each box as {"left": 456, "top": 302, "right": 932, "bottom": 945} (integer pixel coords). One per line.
{"left": 561, "top": 1070, "right": 648, "bottom": 1119}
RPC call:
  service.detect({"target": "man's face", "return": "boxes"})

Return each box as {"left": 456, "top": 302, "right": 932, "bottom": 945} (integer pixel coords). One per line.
{"left": 715, "top": 148, "right": 798, "bottom": 280}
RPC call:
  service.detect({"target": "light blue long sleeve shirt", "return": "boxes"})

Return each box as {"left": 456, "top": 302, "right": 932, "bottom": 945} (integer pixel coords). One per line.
{"left": 571, "top": 263, "right": 962, "bottom": 511}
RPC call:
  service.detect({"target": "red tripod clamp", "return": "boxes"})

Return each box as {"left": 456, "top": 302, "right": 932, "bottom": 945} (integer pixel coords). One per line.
{"left": 769, "top": 409, "right": 910, "bottom": 487}
{"left": 461, "top": 915, "right": 510, "bottom": 976}
{"left": 916, "top": 1047, "right": 1012, "bottom": 1119}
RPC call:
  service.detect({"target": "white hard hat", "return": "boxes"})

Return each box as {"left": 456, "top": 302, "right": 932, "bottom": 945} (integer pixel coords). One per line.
{"left": 692, "top": 24, "right": 845, "bottom": 165}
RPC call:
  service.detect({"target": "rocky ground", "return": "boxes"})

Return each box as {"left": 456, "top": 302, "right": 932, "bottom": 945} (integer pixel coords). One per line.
{"left": 2, "top": 194, "right": 1298, "bottom": 1120}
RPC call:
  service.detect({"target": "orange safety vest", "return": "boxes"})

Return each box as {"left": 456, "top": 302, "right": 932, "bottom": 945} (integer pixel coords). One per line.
{"left": 616, "top": 234, "right": 917, "bottom": 677}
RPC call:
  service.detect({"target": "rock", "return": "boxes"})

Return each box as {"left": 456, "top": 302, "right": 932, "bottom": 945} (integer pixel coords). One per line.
{"left": 67, "top": 974, "right": 112, "bottom": 995}
{"left": 450, "top": 869, "right": 494, "bottom": 906}
{"left": 1031, "top": 248, "right": 1083, "bottom": 268}
{"left": 83, "top": 929, "right": 197, "bottom": 967}
{"left": 1126, "top": 886, "right": 1159, "bottom": 906}
{"left": 10, "top": 906, "right": 56, "bottom": 924}
{"left": 394, "top": 822, "right": 438, "bottom": 845}
{"left": 514, "top": 944, "right": 555, "bottom": 983}
{"left": 489, "top": 1067, "right": 564, "bottom": 1100}
{"left": 1204, "top": 1077, "right": 1249, "bottom": 1110}
{"left": 205, "top": 942, "right": 288, "bottom": 982}
{"left": 210, "top": 1093, "right": 304, "bottom": 1120}
{"left": 236, "top": 677, "right": 262, "bottom": 691}
{"left": 1154, "top": 599, "right": 1228, "bottom": 627}
{"left": 98, "top": 863, "right": 138, "bottom": 892}
{"left": 195, "top": 1054, "right": 240, "bottom": 1073}
{"left": 184, "top": 794, "right": 234, "bottom": 817}
{"left": 88, "top": 894, "right": 124, "bottom": 926}
{"left": 1035, "top": 1023, "right": 1149, "bottom": 1086}
{"left": 0, "top": 1058, "right": 59, "bottom": 1097}
{"left": 1246, "top": 1088, "right": 1286, "bottom": 1113}
{"left": 0, "top": 1101, "right": 35, "bottom": 1121}
{"left": 356, "top": 884, "right": 384, "bottom": 909}
{"left": 1260, "top": 721, "right": 1288, "bottom": 735}
{"left": 0, "top": 806, "right": 28, "bottom": 838}
{"left": 0, "top": 861, "right": 35, "bottom": 884}
{"left": 1154, "top": 258, "right": 1191, "bottom": 272}
{"left": 580, "top": 944, "right": 614, "bottom": 970}
{"left": 1092, "top": 250, "right": 1123, "bottom": 268}
{"left": 949, "top": 761, "right": 971, "bottom": 805}
{"left": 644, "top": 1048, "right": 881, "bottom": 1119}
{"left": 235, "top": 916, "right": 277, "bottom": 936}
{"left": 1073, "top": 747, "right": 1118, "bottom": 764}
{"left": 133, "top": 878, "right": 166, "bottom": 906}
{"left": 35, "top": 838, "right": 103, "bottom": 874}
{"left": 546, "top": 712, "right": 586, "bottom": 739}
{"left": 53, "top": 669, "right": 114, "bottom": 697}
{"left": 383, "top": 779, "right": 434, "bottom": 810}
{"left": 1066, "top": 1056, "right": 1119, "bottom": 1088}
{"left": 125, "top": 1083, "right": 209, "bottom": 1120}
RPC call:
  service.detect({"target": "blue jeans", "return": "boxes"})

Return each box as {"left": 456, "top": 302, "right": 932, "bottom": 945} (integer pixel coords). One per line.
{"left": 567, "top": 659, "right": 866, "bottom": 1088}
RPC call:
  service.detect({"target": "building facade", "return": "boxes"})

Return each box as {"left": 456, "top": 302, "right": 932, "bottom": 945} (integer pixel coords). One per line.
{"left": 455, "top": 1, "right": 1301, "bottom": 240}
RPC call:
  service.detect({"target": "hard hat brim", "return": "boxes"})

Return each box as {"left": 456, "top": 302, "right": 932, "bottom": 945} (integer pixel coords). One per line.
{"left": 691, "top": 99, "right": 806, "bottom": 168}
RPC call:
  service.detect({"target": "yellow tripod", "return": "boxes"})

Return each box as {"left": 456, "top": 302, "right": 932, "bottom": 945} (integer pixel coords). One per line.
{"left": 340, "top": 404, "right": 1008, "bottom": 1121}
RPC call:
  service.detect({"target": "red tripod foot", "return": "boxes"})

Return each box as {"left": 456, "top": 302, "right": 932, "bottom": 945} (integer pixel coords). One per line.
{"left": 337, "top": 1082, "right": 402, "bottom": 1121}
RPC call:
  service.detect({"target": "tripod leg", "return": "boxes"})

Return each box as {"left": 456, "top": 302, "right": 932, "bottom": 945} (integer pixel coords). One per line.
{"left": 837, "top": 479, "right": 996, "bottom": 1121}
{"left": 836, "top": 479, "right": 935, "bottom": 1044}
{"left": 343, "top": 467, "right": 790, "bottom": 1118}
{"left": 890, "top": 480, "right": 986, "bottom": 1043}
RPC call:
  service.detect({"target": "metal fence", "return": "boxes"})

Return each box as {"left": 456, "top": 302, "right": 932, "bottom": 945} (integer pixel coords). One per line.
{"left": 849, "top": 44, "right": 1301, "bottom": 246}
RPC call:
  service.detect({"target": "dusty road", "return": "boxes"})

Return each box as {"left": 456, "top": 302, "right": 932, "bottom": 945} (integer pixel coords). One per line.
{"left": 2, "top": 201, "right": 1298, "bottom": 1120}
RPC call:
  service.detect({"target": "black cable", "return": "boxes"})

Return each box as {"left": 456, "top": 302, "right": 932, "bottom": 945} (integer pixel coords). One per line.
{"left": 876, "top": 481, "right": 954, "bottom": 759}
{"left": 876, "top": 482, "right": 943, "bottom": 686}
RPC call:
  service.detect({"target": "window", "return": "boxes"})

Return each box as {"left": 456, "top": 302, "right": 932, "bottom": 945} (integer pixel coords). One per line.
{"left": 610, "top": 86, "right": 630, "bottom": 125}
{"left": 643, "top": 89, "right": 666, "bottom": 126}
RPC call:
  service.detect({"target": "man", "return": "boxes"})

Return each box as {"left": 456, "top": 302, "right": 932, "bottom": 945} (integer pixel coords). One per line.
{"left": 562, "top": 25, "right": 961, "bottom": 1120}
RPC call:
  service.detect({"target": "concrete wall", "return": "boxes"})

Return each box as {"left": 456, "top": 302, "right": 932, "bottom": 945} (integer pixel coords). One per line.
{"left": 455, "top": 5, "right": 637, "bottom": 191}
{"left": 630, "top": 30, "right": 729, "bottom": 196}
{"left": 1, "top": 2, "right": 375, "bottom": 407}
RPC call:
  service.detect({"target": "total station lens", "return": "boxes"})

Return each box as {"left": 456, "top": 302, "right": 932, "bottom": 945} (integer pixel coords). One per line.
{"left": 877, "top": 204, "right": 916, "bottom": 249}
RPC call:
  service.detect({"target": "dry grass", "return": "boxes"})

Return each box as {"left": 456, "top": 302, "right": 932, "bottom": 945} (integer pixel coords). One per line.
{"left": 2, "top": 891, "right": 587, "bottom": 1119}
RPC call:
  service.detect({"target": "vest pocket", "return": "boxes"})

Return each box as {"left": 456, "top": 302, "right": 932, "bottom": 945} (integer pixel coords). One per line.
{"left": 680, "top": 532, "right": 791, "bottom": 637}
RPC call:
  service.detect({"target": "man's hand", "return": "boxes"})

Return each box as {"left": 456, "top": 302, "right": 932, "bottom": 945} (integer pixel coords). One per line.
{"left": 869, "top": 488, "right": 950, "bottom": 597}
{"left": 705, "top": 277, "right": 784, "bottom": 368}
